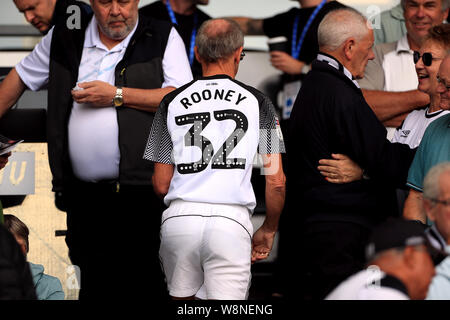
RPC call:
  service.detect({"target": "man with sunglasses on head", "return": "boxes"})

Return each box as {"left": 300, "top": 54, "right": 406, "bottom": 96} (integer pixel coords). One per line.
{"left": 358, "top": 0, "right": 449, "bottom": 141}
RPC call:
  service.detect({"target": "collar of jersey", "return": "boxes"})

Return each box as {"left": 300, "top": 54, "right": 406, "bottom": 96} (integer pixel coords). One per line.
{"left": 199, "top": 74, "right": 233, "bottom": 81}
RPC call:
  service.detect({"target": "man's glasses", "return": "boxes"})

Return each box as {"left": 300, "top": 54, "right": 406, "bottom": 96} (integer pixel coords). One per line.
{"left": 437, "top": 76, "right": 450, "bottom": 92}
{"left": 240, "top": 51, "right": 245, "bottom": 61}
{"left": 430, "top": 198, "right": 450, "bottom": 207}
{"left": 413, "top": 51, "right": 441, "bottom": 66}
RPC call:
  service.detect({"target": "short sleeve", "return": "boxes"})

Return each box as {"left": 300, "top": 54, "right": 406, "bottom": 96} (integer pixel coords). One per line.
{"left": 161, "top": 27, "right": 193, "bottom": 88}
{"left": 15, "top": 27, "right": 53, "bottom": 91}
{"left": 143, "top": 100, "right": 173, "bottom": 164}
{"left": 259, "top": 96, "right": 286, "bottom": 154}
{"left": 406, "top": 136, "right": 427, "bottom": 192}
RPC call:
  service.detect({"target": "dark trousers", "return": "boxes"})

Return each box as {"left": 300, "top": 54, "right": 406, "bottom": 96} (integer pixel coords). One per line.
{"left": 64, "top": 179, "right": 168, "bottom": 300}
{"left": 285, "top": 220, "right": 371, "bottom": 300}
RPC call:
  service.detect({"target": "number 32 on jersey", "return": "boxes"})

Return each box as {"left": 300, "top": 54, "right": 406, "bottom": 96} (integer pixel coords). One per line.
{"left": 175, "top": 109, "right": 248, "bottom": 174}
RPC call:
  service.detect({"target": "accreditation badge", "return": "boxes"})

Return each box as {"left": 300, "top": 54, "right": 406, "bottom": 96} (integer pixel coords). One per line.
{"left": 281, "top": 80, "right": 301, "bottom": 120}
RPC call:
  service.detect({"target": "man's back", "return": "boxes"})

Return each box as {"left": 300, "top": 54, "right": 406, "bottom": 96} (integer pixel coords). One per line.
{"left": 288, "top": 58, "right": 415, "bottom": 224}
{"left": 145, "top": 75, "right": 282, "bottom": 211}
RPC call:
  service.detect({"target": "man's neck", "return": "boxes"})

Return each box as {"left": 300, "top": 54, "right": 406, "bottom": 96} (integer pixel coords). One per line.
{"left": 299, "top": 0, "right": 329, "bottom": 8}
{"left": 429, "top": 94, "right": 442, "bottom": 113}
{"left": 406, "top": 34, "right": 423, "bottom": 52}
{"left": 202, "top": 62, "right": 237, "bottom": 79}
{"left": 164, "top": 0, "right": 196, "bottom": 15}
{"left": 98, "top": 27, "right": 123, "bottom": 50}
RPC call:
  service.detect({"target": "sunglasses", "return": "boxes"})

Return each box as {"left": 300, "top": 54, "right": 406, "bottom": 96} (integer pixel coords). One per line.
{"left": 413, "top": 51, "right": 441, "bottom": 66}
{"left": 240, "top": 51, "right": 245, "bottom": 61}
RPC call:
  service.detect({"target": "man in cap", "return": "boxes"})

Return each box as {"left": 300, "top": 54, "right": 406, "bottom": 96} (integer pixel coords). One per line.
{"left": 326, "top": 218, "right": 446, "bottom": 300}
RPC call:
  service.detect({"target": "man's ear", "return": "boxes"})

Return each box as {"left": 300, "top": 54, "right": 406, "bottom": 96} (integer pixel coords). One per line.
{"left": 402, "top": 246, "right": 417, "bottom": 268}
{"left": 234, "top": 46, "right": 243, "bottom": 64}
{"left": 343, "top": 37, "right": 356, "bottom": 60}
{"left": 423, "top": 198, "right": 436, "bottom": 222}
{"left": 194, "top": 46, "right": 202, "bottom": 64}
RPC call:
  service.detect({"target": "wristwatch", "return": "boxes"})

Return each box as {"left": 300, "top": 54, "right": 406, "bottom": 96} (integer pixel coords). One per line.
{"left": 113, "top": 87, "right": 123, "bottom": 107}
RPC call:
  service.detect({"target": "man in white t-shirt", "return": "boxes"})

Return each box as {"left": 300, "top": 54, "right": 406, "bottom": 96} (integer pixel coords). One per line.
{"left": 0, "top": 0, "right": 192, "bottom": 299}
{"left": 144, "top": 18, "right": 286, "bottom": 300}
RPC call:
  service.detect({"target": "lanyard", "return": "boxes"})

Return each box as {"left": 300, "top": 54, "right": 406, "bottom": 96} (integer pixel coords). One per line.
{"left": 291, "top": 0, "right": 327, "bottom": 59}
{"left": 165, "top": 0, "right": 198, "bottom": 66}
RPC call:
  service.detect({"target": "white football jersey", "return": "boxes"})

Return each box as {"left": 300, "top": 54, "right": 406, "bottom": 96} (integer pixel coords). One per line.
{"left": 144, "top": 75, "right": 285, "bottom": 211}
{"left": 391, "top": 107, "right": 450, "bottom": 148}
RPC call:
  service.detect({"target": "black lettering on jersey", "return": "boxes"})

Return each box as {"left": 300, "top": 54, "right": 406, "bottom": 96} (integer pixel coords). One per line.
{"left": 191, "top": 92, "right": 201, "bottom": 103}
{"left": 224, "top": 90, "right": 235, "bottom": 102}
{"left": 211, "top": 109, "right": 248, "bottom": 170}
{"left": 236, "top": 93, "right": 247, "bottom": 105}
{"left": 180, "top": 97, "right": 192, "bottom": 109}
{"left": 214, "top": 89, "right": 224, "bottom": 100}
{"left": 175, "top": 110, "right": 249, "bottom": 174}
{"left": 175, "top": 112, "right": 213, "bottom": 174}
{"left": 202, "top": 89, "right": 212, "bottom": 100}
{"left": 180, "top": 89, "right": 247, "bottom": 107}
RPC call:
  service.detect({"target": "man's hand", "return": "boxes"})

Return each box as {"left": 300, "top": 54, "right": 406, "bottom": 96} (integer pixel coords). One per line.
{"left": 318, "top": 153, "right": 363, "bottom": 184}
{"left": 251, "top": 226, "right": 276, "bottom": 263}
{"left": 0, "top": 152, "right": 11, "bottom": 170}
{"left": 71, "top": 81, "right": 116, "bottom": 107}
{"left": 269, "top": 51, "right": 304, "bottom": 75}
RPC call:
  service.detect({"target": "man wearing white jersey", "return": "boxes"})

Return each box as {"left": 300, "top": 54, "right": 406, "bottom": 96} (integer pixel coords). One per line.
{"left": 0, "top": 0, "right": 193, "bottom": 299}
{"left": 144, "top": 18, "right": 286, "bottom": 300}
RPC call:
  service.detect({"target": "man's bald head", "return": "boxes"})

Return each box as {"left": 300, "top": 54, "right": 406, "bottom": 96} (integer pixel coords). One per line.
{"left": 195, "top": 18, "right": 244, "bottom": 63}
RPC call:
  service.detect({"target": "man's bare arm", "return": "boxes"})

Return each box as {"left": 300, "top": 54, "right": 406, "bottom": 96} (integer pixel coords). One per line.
{"left": 0, "top": 68, "right": 27, "bottom": 117}
{"left": 72, "top": 81, "right": 175, "bottom": 112}
{"left": 403, "top": 189, "right": 426, "bottom": 223}
{"left": 362, "top": 89, "right": 429, "bottom": 124}
{"left": 152, "top": 162, "right": 174, "bottom": 199}
{"left": 251, "top": 153, "right": 286, "bottom": 263}
{"left": 228, "top": 17, "right": 264, "bottom": 35}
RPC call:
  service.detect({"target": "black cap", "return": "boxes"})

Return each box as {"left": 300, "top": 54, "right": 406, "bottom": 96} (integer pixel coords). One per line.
{"left": 365, "top": 218, "right": 448, "bottom": 266}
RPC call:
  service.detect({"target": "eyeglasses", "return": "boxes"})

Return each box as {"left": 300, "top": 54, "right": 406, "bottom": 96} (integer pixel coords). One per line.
{"left": 429, "top": 198, "right": 450, "bottom": 207}
{"left": 437, "top": 76, "right": 450, "bottom": 92}
{"left": 413, "top": 51, "right": 442, "bottom": 66}
{"left": 240, "top": 51, "right": 245, "bottom": 61}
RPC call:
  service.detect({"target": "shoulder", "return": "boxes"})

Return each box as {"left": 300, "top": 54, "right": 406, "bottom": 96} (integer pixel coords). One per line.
{"left": 197, "top": 8, "right": 212, "bottom": 21}
{"left": 138, "top": 14, "right": 173, "bottom": 33}
{"left": 373, "top": 41, "right": 398, "bottom": 60}
{"left": 161, "top": 79, "right": 198, "bottom": 106}
{"left": 423, "top": 114, "right": 450, "bottom": 137}
{"left": 323, "top": 1, "right": 347, "bottom": 11}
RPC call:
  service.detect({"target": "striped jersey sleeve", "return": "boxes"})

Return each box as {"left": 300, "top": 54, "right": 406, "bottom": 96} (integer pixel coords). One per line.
{"left": 143, "top": 100, "right": 173, "bottom": 164}
{"left": 259, "top": 96, "right": 286, "bottom": 154}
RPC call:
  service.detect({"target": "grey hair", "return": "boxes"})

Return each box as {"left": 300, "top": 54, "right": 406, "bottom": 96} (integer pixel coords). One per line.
{"left": 423, "top": 162, "right": 450, "bottom": 201}
{"left": 401, "top": 0, "right": 450, "bottom": 11}
{"left": 318, "top": 8, "right": 370, "bottom": 52}
{"left": 195, "top": 18, "right": 244, "bottom": 63}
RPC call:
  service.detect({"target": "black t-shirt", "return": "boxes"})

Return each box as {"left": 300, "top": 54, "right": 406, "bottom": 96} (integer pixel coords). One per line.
{"left": 139, "top": 1, "right": 211, "bottom": 78}
{"left": 263, "top": 1, "right": 346, "bottom": 64}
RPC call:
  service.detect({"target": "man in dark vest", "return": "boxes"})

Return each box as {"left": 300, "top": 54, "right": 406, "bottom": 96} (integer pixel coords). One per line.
{"left": 0, "top": 0, "right": 193, "bottom": 299}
